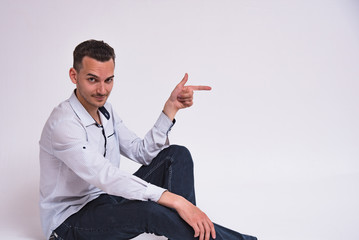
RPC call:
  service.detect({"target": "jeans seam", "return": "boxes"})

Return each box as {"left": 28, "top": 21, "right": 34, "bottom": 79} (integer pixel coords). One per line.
{"left": 63, "top": 222, "right": 136, "bottom": 233}
{"left": 141, "top": 156, "right": 174, "bottom": 192}
{"left": 168, "top": 159, "right": 173, "bottom": 192}
{"left": 108, "top": 194, "right": 119, "bottom": 204}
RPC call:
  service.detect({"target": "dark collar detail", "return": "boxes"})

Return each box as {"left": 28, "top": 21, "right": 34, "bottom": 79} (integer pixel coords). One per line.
{"left": 99, "top": 106, "right": 110, "bottom": 120}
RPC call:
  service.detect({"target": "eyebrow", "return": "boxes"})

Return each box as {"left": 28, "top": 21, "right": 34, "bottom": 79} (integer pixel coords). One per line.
{"left": 86, "top": 73, "right": 115, "bottom": 79}
{"left": 87, "top": 73, "right": 99, "bottom": 78}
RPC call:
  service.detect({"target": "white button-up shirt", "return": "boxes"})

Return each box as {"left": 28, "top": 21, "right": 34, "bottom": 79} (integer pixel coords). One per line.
{"left": 39, "top": 92, "right": 174, "bottom": 239}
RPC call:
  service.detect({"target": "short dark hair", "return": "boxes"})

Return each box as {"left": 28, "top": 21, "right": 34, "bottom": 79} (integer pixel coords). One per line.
{"left": 73, "top": 39, "right": 116, "bottom": 72}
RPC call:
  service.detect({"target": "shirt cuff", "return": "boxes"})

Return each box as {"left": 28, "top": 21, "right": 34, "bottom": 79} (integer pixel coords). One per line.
{"left": 155, "top": 111, "right": 175, "bottom": 134}
{"left": 144, "top": 183, "right": 167, "bottom": 202}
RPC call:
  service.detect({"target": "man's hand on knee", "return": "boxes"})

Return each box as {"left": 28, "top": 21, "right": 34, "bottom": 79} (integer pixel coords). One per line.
{"left": 158, "top": 191, "right": 216, "bottom": 240}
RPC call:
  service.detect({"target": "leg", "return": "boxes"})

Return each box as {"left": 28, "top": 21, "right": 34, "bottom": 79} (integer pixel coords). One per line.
{"left": 53, "top": 194, "right": 256, "bottom": 240}
{"left": 53, "top": 145, "right": 257, "bottom": 239}
{"left": 212, "top": 224, "right": 257, "bottom": 240}
{"left": 133, "top": 145, "right": 257, "bottom": 240}
{"left": 134, "top": 145, "right": 196, "bottom": 205}
{"left": 52, "top": 194, "right": 195, "bottom": 240}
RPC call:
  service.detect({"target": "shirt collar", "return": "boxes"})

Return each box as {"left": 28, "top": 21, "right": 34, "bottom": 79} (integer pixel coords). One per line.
{"left": 99, "top": 106, "right": 110, "bottom": 128}
{"left": 69, "top": 90, "right": 110, "bottom": 127}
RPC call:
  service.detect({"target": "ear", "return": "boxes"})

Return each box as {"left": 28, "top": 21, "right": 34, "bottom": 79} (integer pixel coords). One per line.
{"left": 69, "top": 68, "right": 78, "bottom": 84}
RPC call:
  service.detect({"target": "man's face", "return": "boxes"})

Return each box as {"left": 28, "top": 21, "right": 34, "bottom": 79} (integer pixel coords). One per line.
{"left": 70, "top": 56, "right": 114, "bottom": 113}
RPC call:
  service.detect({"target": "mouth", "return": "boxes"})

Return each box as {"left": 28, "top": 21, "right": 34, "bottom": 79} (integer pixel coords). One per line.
{"left": 93, "top": 95, "right": 107, "bottom": 101}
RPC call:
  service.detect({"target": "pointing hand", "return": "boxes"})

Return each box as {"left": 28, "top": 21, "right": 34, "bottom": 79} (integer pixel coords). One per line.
{"left": 163, "top": 73, "right": 211, "bottom": 120}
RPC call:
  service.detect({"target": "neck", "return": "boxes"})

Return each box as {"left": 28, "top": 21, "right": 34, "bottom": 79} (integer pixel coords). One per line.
{"left": 75, "top": 90, "right": 101, "bottom": 125}
{"left": 93, "top": 111, "right": 102, "bottom": 125}
{"left": 85, "top": 107, "right": 101, "bottom": 125}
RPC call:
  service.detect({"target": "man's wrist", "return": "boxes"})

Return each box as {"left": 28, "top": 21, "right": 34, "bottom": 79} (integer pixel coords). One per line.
{"left": 157, "top": 191, "right": 184, "bottom": 210}
{"left": 163, "top": 101, "right": 178, "bottom": 121}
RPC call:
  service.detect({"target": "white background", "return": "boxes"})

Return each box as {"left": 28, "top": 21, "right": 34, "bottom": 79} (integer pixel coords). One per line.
{"left": 0, "top": 0, "right": 358, "bottom": 239}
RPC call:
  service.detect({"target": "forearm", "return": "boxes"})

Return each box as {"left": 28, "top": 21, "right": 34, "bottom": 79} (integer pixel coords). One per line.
{"left": 162, "top": 100, "right": 178, "bottom": 121}
{"left": 157, "top": 190, "right": 184, "bottom": 209}
{"left": 117, "top": 112, "right": 173, "bottom": 164}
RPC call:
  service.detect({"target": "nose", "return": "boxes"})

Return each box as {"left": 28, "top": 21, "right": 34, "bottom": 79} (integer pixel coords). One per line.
{"left": 97, "top": 82, "right": 106, "bottom": 95}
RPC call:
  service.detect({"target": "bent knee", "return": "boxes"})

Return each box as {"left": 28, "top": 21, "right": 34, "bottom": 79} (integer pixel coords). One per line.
{"left": 168, "top": 145, "right": 193, "bottom": 166}
{"left": 168, "top": 145, "right": 190, "bottom": 154}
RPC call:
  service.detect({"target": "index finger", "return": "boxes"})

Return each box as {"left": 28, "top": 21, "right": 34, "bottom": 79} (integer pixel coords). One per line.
{"left": 188, "top": 85, "right": 212, "bottom": 91}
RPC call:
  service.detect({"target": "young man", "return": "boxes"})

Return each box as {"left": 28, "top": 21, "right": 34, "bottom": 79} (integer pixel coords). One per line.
{"left": 39, "top": 40, "right": 257, "bottom": 240}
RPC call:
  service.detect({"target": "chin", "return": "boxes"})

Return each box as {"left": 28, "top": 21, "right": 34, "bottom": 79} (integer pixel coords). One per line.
{"left": 92, "top": 99, "right": 107, "bottom": 107}
{"left": 95, "top": 103, "right": 106, "bottom": 108}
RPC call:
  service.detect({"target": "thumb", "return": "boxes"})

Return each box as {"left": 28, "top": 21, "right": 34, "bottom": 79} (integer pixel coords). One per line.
{"left": 177, "top": 73, "right": 188, "bottom": 88}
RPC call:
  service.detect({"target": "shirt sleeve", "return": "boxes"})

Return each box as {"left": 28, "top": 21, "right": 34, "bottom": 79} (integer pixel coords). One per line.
{"left": 115, "top": 111, "right": 175, "bottom": 165}
{"left": 51, "top": 118, "right": 166, "bottom": 202}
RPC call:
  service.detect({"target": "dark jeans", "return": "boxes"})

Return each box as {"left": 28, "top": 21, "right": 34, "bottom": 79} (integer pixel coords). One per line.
{"left": 52, "top": 145, "right": 257, "bottom": 240}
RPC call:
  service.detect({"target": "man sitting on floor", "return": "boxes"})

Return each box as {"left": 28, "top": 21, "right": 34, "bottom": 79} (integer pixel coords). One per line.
{"left": 39, "top": 39, "right": 257, "bottom": 240}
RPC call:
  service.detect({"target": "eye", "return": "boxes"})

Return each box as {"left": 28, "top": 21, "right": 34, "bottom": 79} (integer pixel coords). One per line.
{"left": 88, "top": 78, "right": 96, "bottom": 83}
{"left": 105, "top": 77, "right": 113, "bottom": 83}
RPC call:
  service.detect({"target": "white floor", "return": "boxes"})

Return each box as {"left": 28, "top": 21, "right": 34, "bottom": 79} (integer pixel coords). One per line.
{"left": 132, "top": 234, "right": 166, "bottom": 240}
